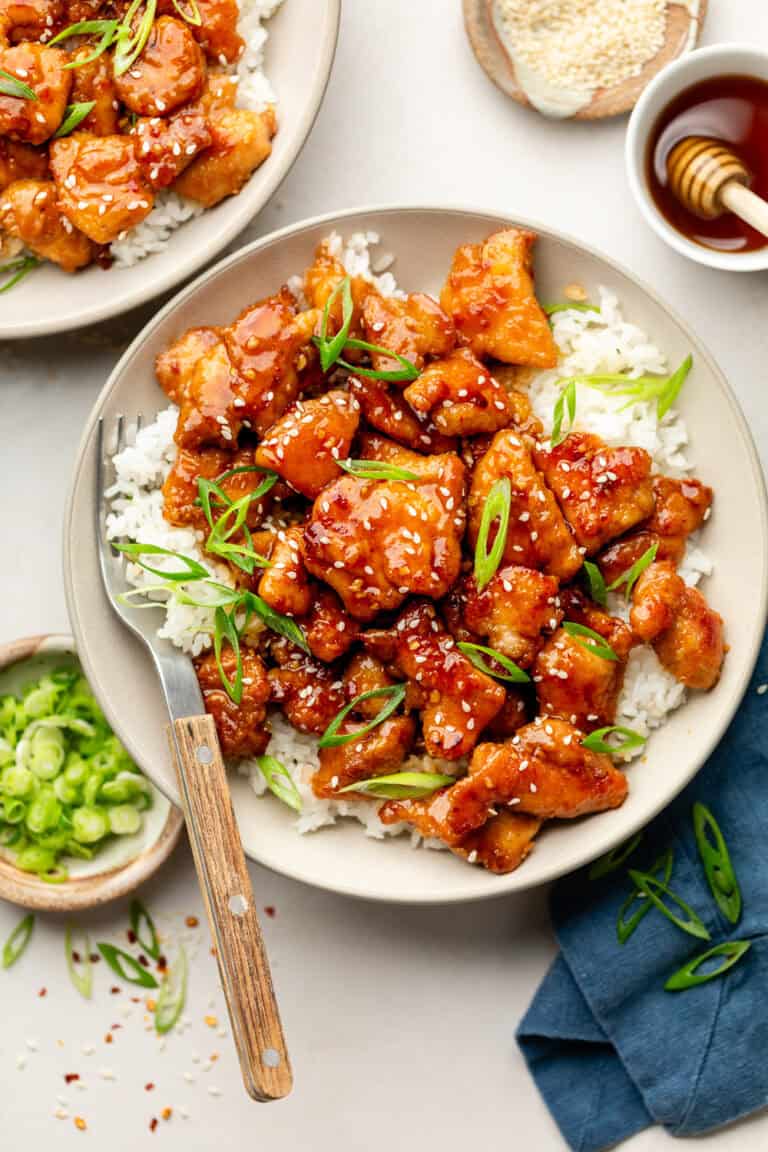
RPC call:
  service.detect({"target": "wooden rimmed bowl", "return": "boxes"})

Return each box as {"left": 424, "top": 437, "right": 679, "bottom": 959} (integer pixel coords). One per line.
{"left": 464, "top": 0, "right": 707, "bottom": 120}
{"left": 0, "top": 635, "right": 183, "bottom": 911}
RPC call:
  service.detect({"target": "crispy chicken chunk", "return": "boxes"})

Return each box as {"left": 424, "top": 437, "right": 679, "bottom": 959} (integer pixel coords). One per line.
{"left": 258, "top": 526, "right": 313, "bottom": 617}
{"left": 113, "top": 16, "right": 206, "bottom": 117}
{"left": 342, "top": 651, "right": 396, "bottom": 714}
{"left": 0, "top": 43, "right": 70, "bottom": 144}
{"left": 630, "top": 562, "right": 724, "bottom": 690}
{"left": 254, "top": 391, "right": 360, "bottom": 499}
{"left": 312, "top": 716, "right": 416, "bottom": 798}
{"left": 302, "top": 438, "right": 466, "bottom": 621}
{"left": 440, "top": 228, "right": 558, "bottom": 368}
{"left": 0, "top": 138, "right": 47, "bottom": 190}
{"left": 0, "top": 0, "right": 62, "bottom": 44}
{"left": 186, "top": 0, "right": 243, "bottom": 63}
{"left": 195, "top": 645, "right": 270, "bottom": 759}
{"left": 452, "top": 810, "right": 542, "bottom": 873}
{"left": 268, "top": 646, "right": 345, "bottom": 736}
{"left": 628, "top": 561, "right": 684, "bottom": 644}
{"left": 468, "top": 429, "right": 582, "bottom": 580}
{"left": 303, "top": 238, "right": 372, "bottom": 338}
{"left": 162, "top": 444, "right": 273, "bottom": 532}
{"left": 172, "top": 335, "right": 242, "bottom": 450}
{"left": 174, "top": 106, "right": 275, "bottom": 207}
{"left": 69, "top": 47, "right": 118, "bottom": 135}
{"left": 361, "top": 291, "right": 455, "bottom": 375}
{"left": 0, "top": 177, "right": 91, "bottom": 269}
{"left": 156, "top": 325, "right": 220, "bottom": 403}
{"left": 132, "top": 109, "right": 211, "bottom": 188}
{"left": 363, "top": 600, "right": 505, "bottom": 759}
{"left": 50, "top": 132, "right": 154, "bottom": 243}
{"left": 348, "top": 376, "right": 456, "bottom": 455}
{"left": 534, "top": 432, "right": 655, "bottom": 555}
{"left": 461, "top": 564, "right": 562, "bottom": 667}
{"left": 302, "top": 586, "right": 360, "bottom": 664}
{"left": 404, "top": 348, "right": 514, "bottom": 437}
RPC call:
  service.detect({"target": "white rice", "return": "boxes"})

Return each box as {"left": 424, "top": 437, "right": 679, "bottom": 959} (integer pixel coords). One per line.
{"left": 107, "top": 234, "right": 713, "bottom": 838}
{"left": 109, "top": 0, "right": 284, "bottom": 269}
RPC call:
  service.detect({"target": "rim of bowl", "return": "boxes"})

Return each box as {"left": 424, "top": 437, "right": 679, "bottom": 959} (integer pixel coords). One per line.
{"left": 0, "top": 0, "right": 341, "bottom": 339}
{"left": 626, "top": 42, "right": 768, "bottom": 272}
{"left": 63, "top": 202, "right": 768, "bottom": 902}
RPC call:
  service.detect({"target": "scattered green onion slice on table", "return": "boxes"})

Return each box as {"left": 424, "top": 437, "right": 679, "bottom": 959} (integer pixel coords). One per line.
{"left": 551, "top": 379, "right": 577, "bottom": 447}
{"left": 0, "top": 68, "right": 37, "bottom": 99}
{"left": 456, "top": 641, "right": 530, "bottom": 684}
{"left": 0, "top": 256, "right": 39, "bottom": 294}
{"left": 617, "top": 848, "right": 674, "bottom": 944}
{"left": 606, "top": 543, "right": 658, "bottom": 598}
{"left": 544, "top": 301, "right": 600, "bottom": 317}
{"left": 338, "top": 771, "right": 454, "bottom": 800}
{"left": 338, "top": 459, "right": 420, "bottom": 483}
{"left": 336, "top": 339, "right": 419, "bottom": 383}
{"left": 319, "top": 685, "right": 407, "bottom": 749}
{"left": 562, "top": 622, "right": 617, "bottom": 661}
{"left": 98, "top": 943, "right": 159, "bottom": 988}
{"left": 65, "top": 924, "right": 93, "bottom": 998}
{"left": 589, "top": 832, "right": 643, "bottom": 880}
{"left": 256, "top": 756, "right": 302, "bottom": 813}
{"left": 155, "top": 944, "right": 188, "bottom": 1033}
{"left": 692, "top": 802, "right": 742, "bottom": 925}
{"left": 627, "top": 869, "right": 711, "bottom": 941}
{"left": 665, "top": 940, "right": 751, "bottom": 992}
{"left": 2, "top": 914, "right": 34, "bottom": 969}
{"left": 130, "top": 899, "right": 161, "bottom": 960}
{"left": 581, "top": 726, "right": 646, "bottom": 756}
{"left": 474, "top": 477, "right": 511, "bottom": 589}
{"left": 315, "top": 275, "right": 354, "bottom": 372}
{"left": 54, "top": 101, "right": 96, "bottom": 138}
{"left": 582, "top": 560, "right": 607, "bottom": 607}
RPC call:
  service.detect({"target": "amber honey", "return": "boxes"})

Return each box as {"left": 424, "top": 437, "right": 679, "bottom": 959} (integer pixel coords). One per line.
{"left": 647, "top": 74, "right": 768, "bottom": 253}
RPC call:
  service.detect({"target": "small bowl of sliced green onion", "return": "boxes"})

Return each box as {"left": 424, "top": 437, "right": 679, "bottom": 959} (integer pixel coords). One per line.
{"left": 0, "top": 635, "right": 182, "bottom": 911}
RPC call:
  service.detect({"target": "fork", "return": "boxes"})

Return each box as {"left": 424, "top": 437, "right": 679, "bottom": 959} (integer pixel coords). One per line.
{"left": 96, "top": 415, "right": 292, "bottom": 1102}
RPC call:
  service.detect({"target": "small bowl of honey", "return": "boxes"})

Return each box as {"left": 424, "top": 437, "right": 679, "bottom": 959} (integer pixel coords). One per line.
{"left": 626, "top": 44, "right": 768, "bottom": 271}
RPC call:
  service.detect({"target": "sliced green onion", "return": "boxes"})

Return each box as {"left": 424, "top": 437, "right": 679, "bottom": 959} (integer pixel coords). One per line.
{"left": 338, "top": 458, "right": 419, "bottom": 483}
{"left": 97, "top": 943, "right": 159, "bottom": 988}
{"left": 242, "top": 592, "right": 310, "bottom": 655}
{"left": 72, "top": 805, "right": 110, "bottom": 844}
{"left": 108, "top": 805, "right": 141, "bottom": 835}
{"left": 474, "top": 477, "right": 511, "bottom": 589}
{"left": 657, "top": 355, "right": 693, "bottom": 419}
{"left": 606, "top": 542, "right": 658, "bottom": 598}
{"left": 155, "top": 944, "right": 187, "bottom": 1033}
{"left": 0, "top": 68, "right": 37, "bottom": 100}
{"left": 115, "top": 542, "right": 210, "bottom": 582}
{"left": 551, "top": 379, "right": 577, "bottom": 447}
{"left": 0, "top": 256, "right": 39, "bottom": 294}
{"left": 2, "top": 914, "right": 34, "bottom": 969}
{"left": 53, "top": 100, "right": 96, "bottom": 138}
{"left": 583, "top": 560, "right": 607, "bottom": 607}
{"left": 315, "top": 275, "right": 354, "bottom": 372}
{"left": 665, "top": 940, "right": 751, "bottom": 992}
{"left": 582, "top": 726, "right": 646, "bottom": 755}
{"left": 627, "top": 869, "right": 711, "bottom": 941}
{"left": 544, "top": 301, "right": 600, "bottom": 317}
{"left": 319, "top": 685, "right": 407, "bottom": 749}
{"left": 562, "top": 622, "right": 617, "bottom": 661}
{"left": 65, "top": 924, "right": 93, "bottom": 998}
{"left": 256, "top": 755, "right": 302, "bottom": 813}
{"left": 171, "top": 0, "right": 201, "bottom": 23}
{"left": 337, "top": 338, "right": 419, "bottom": 383}
{"left": 589, "top": 832, "right": 643, "bottom": 880}
{"left": 692, "top": 803, "right": 741, "bottom": 925}
{"left": 617, "top": 848, "right": 673, "bottom": 943}
{"left": 213, "top": 607, "right": 242, "bottom": 706}
{"left": 456, "top": 641, "right": 530, "bottom": 684}
{"left": 338, "top": 771, "right": 454, "bottom": 799}
{"left": 113, "top": 0, "right": 157, "bottom": 77}
{"left": 129, "top": 899, "right": 161, "bottom": 959}
{"left": 555, "top": 355, "right": 692, "bottom": 419}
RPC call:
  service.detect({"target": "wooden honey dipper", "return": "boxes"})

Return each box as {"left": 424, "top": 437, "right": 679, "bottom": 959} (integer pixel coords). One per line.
{"left": 667, "top": 135, "right": 768, "bottom": 238}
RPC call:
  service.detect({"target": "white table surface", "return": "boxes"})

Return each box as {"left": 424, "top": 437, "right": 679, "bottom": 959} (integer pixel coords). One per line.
{"left": 2, "top": 1, "right": 768, "bottom": 1147}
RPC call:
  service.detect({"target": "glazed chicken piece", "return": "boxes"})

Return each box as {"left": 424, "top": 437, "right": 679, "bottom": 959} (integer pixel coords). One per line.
{"left": 302, "top": 437, "right": 466, "bottom": 621}
{"left": 534, "top": 589, "right": 633, "bottom": 729}
{"left": 303, "top": 238, "right": 373, "bottom": 339}
{"left": 133, "top": 110, "right": 211, "bottom": 188}
{"left": 348, "top": 376, "right": 456, "bottom": 455}
{"left": 342, "top": 650, "right": 397, "bottom": 713}
{"left": 452, "top": 811, "right": 542, "bottom": 873}
{"left": 380, "top": 718, "right": 627, "bottom": 845}
{"left": 174, "top": 106, "right": 276, "bottom": 207}
{"left": 460, "top": 564, "right": 562, "bottom": 667}
{"left": 185, "top": 0, "right": 243, "bottom": 63}
{"left": 0, "top": 0, "right": 62, "bottom": 44}
{"left": 268, "top": 644, "right": 345, "bottom": 736}
{"left": 195, "top": 645, "right": 270, "bottom": 759}
{"left": 312, "top": 716, "right": 416, "bottom": 799}
{"left": 534, "top": 432, "right": 655, "bottom": 556}
{"left": 63, "top": 0, "right": 101, "bottom": 22}
{"left": 0, "top": 178, "right": 91, "bottom": 269}
{"left": 254, "top": 391, "right": 360, "bottom": 499}
{"left": 0, "top": 43, "right": 70, "bottom": 144}
{"left": 403, "top": 348, "right": 514, "bottom": 437}
{"left": 113, "top": 17, "right": 206, "bottom": 117}
{"left": 156, "top": 325, "right": 220, "bottom": 403}
{"left": 170, "top": 335, "right": 242, "bottom": 450}
{"left": 162, "top": 444, "right": 274, "bottom": 532}
{"left": 50, "top": 133, "right": 154, "bottom": 244}
{"left": 257, "top": 526, "right": 313, "bottom": 617}
{"left": 302, "top": 586, "right": 360, "bottom": 664}
{"left": 630, "top": 562, "right": 724, "bottom": 690}
{"left": 598, "top": 476, "right": 712, "bottom": 584}
{"left": 440, "top": 228, "right": 558, "bottom": 368}
{"left": 69, "top": 47, "right": 119, "bottom": 136}
{"left": 190, "top": 68, "right": 239, "bottom": 113}
{"left": 468, "top": 429, "right": 583, "bottom": 581}
{"left": 361, "top": 291, "right": 456, "bottom": 375}
{"left": 363, "top": 600, "right": 505, "bottom": 759}
{"left": 485, "top": 688, "right": 530, "bottom": 738}
{"left": 0, "top": 139, "right": 47, "bottom": 190}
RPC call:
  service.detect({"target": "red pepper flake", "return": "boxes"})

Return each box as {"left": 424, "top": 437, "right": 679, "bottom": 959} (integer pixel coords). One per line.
{"left": 149, "top": 1118, "right": 158, "bottom": 1133}
{"left": 110, "top": 1024, "right": 122, "bottom": 1030}
{"left": 145, "top": 1083, "right": 155, "bottom": 1092}
{"left": 157, "top": 956, "right": 167, "bottom": 973}
{"left": 185, "top": 916, "right": 199, "bottom": 928}
{"left": 138, "top": 955, "right": 150, "bottom": 968}
{"left": 38, "top": 987, "right": 47, "bottom": 998}
{"left": 127, "top": 929, "right": 137, "bottom": 945}
{"left": 72, "top": 950, "right": 81, "bottom": 963}
{"left": 264, "top": 906, "right": 276, "bottom": 918}
{"left": 131, "top": 996, "right": 142, "bottom": 1004}
{"left": 89, "top": 953, "right": 100, "bottom": 963}
{"left": 110, "top": 986, "right": 121, "bottom": 995}
{"left": 65, "top": 1073, "right": 80, "bottom": 1084}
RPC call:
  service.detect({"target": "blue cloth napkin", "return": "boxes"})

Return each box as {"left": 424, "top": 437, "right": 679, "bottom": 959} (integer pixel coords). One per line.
{"left": 517, "top": 628, "right": 768, "bottom": 1152}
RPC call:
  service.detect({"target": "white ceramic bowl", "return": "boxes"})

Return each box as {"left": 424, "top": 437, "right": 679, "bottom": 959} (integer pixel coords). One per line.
{"left": 0, "top": 0, "right": 340, "bottom": 339}
{"left": 626, "top": 43, "right": 768, "bottom": 271}
{"left": 64, "top": 205, "right": 768, "bottom": 904}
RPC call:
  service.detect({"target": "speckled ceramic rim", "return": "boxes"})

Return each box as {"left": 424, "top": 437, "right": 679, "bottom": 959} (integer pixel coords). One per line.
{"left": 626, "top": 43, "right": 768, "bottom": 271}
{"left": 64, "top": 204, "right": 768, "bottom": 904}
{"left": 0, "top": 634, "right": 183, "bottom": 911}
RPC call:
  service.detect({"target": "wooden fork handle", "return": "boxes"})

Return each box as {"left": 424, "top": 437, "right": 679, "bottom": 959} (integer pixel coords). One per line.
{"left": 168, "top": 714, "right": 292, "bottom": 1101}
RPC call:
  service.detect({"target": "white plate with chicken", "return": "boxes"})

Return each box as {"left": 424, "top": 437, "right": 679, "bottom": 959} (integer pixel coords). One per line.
{"left": 0, "top": 0, "right": 339, "bottom": 337}
{"left": 64, "top": 206, "right": 768, "bottom": 903}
